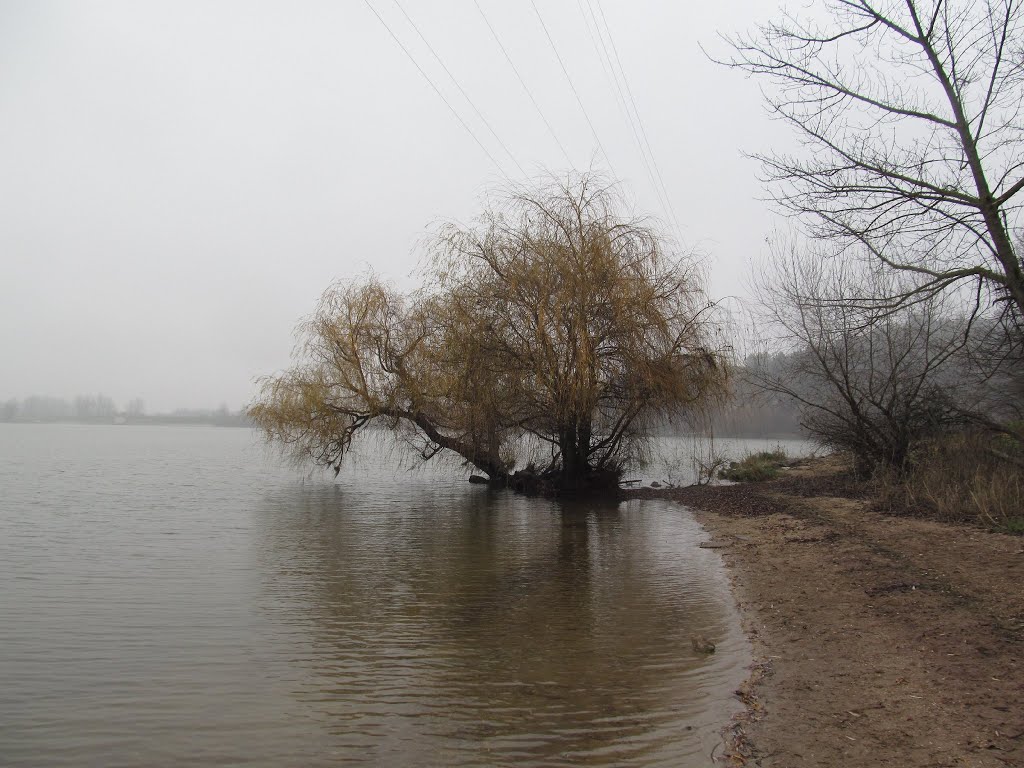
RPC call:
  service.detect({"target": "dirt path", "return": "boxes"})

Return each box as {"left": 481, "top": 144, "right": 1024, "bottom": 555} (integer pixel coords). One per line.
{"left": 629, "top": 459, "right": 1024, "bottom": 767}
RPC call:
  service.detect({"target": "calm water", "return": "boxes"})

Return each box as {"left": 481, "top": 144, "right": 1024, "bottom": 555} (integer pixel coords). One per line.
{"left": 0, "top": 424, "right": 755, "bottom": 767}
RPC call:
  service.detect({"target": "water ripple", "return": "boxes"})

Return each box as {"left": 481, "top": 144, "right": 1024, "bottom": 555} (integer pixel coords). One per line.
{"left": 0, "top": 424, "right": 749, "bottom": 767}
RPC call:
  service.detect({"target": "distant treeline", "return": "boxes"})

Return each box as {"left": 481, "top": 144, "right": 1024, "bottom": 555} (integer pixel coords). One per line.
{"left": 706, "top": 383, "right": 805, "bottom": 439}
{"left": 655, "top": 372, "right": 806, "bottom": 440}
{"left": 0, "top": 395, "right": 253, "bottom": 428}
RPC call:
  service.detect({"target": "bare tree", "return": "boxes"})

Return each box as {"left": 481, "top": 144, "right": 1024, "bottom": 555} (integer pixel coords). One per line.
{"left": 250, "top": 174, "right": 727, "bottom": 495}
{"left": 748, "top": 241, "right": 975, "bottom": 475}
{"left": 721, "top": 0, "right": 1024, "bottom": 321}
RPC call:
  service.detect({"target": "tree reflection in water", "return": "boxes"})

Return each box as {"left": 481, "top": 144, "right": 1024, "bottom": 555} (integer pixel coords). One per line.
{"left": 254, "top": 477, "right": 747, "bottom": 767}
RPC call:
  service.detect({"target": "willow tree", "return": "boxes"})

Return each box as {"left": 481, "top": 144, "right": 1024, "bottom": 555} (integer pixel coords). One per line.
{"left": 250, "top": 175, "right": 726, "bottom": 496}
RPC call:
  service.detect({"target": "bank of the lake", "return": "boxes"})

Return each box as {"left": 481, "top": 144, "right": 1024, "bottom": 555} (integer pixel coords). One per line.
{"left": 628, "top": 455, "right": 1024, "bottom": 767}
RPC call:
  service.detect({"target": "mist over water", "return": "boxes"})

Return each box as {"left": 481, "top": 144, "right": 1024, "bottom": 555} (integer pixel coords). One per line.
{"left": 0, "top": 424, "right": 750, "bottom": 766}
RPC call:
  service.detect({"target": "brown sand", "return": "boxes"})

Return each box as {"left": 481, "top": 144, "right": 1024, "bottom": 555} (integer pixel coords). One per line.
{"left": 629, "top": 456, "right": 1024, "bottom": 767}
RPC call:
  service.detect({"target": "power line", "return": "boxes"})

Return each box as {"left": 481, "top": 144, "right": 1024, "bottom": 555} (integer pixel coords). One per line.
{"left": 592, "top": 0, "right": 682, "bottom": 235}
{"left": 391, "top": 0, "right": 527, "bottom": 177}
{"left": 593, "top": 0, "right": 678, "bottom": 228}
{"left": 473, "top": 0, "right": 574, "bottom": 169}
{"left": 361, "top": 0, "right": 507, "bottom": 175}
{"left": 576, "top": 0, "right": 671, "bottom": 229}
{"left": 529, "top": 0, "right": 617, "bottom": 179}
{"left": 575, "top": 0, "right": 614, "bottom": 86}
{"left": 574, "top": 0, "right": 674, "bottom": 230}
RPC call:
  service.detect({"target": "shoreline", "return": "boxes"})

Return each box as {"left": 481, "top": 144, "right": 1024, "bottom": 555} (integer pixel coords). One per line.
{"left": 628, "top": 456, "right": 1024, "bottom": 767}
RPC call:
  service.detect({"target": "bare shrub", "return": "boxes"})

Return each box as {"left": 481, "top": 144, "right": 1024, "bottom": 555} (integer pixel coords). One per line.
{"left": 693, "top": 447, "right": 731, "bottom": 486}
{"left": 749, "top": 242, "right": 975, "bottom": 476}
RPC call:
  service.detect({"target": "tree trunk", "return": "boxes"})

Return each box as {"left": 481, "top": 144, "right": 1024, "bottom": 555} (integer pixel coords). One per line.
{"left": 558, "top": 416, "right": 594, "bottom": 493}
{"left": 559, "top": 423, "right": 583, "bottom": 492}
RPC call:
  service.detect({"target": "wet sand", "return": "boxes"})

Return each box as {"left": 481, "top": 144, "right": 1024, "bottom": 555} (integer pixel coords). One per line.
{"left": 628, "top": 456, "right": 1024, "bottom": 767}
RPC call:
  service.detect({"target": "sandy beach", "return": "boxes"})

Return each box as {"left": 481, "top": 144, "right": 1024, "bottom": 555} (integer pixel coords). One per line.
{"left": 631, "top": 456, "right": 1024, "bottom": 767}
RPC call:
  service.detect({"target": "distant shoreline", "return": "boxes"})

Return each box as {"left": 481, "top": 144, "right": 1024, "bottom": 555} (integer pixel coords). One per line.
{"left": 0, "top": 419, "right": 253, "bottom": 428}
{"left": 1, "top": 421, "right": 807, "bottom": 440}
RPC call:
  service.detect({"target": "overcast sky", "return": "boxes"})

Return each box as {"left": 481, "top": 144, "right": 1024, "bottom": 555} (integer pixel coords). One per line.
{"left": 1, "top": 0, "right": 793, "bottom": 412}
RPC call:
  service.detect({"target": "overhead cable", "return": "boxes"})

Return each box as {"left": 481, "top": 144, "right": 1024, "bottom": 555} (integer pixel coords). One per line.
{"left": 391, "top": 0, "right": 527, "bottom": 177}
{"left": 592, "top": 0, "right": 682, "bottom": 235}
{"left": 575, "top": 0, "right": 616, "bottom": 91}
{"left": 473, "top": 0, "right": 575, "bottom": 169}
{"left": 362, "top": 0, "right": 507, "bottom": 175}
{"left": 576, "top": 0, "right": 668, "bottom": 224}
{"left": 579, "top": 0, "right": 677, "bottom": 235}
{"left": 529, "top": 0, "right": 617, "bottom": 179}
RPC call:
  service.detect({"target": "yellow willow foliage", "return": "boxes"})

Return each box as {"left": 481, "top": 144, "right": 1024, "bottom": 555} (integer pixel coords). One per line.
{"left": 250, "top": 173, "right": 729, "bottom": 485}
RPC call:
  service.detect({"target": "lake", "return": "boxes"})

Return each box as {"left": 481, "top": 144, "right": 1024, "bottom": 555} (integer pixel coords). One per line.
{"left": 0, "top": 424, "right": 800, "bottom": 766}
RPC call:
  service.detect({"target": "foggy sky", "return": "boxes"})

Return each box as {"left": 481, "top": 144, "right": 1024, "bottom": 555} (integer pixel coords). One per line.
{"left": 0, "top": 0, "right": 791, "bottom": 412}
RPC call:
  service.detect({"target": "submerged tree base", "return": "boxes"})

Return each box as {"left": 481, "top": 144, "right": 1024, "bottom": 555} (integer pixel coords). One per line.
{"left": 474, "top": 466, "right": 624, "bottom": 500}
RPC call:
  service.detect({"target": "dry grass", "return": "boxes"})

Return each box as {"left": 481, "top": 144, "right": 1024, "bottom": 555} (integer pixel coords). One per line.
{"left": 876, "top": 431, "right": 1024, "bottom": 533}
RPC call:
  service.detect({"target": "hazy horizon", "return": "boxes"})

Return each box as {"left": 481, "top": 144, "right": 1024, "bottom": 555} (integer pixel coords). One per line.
{"left": 1, "top": 392, "right": 247, "bottom": 416}
{"left": 1, "top": 1, "right": 792, "bottom": 412}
